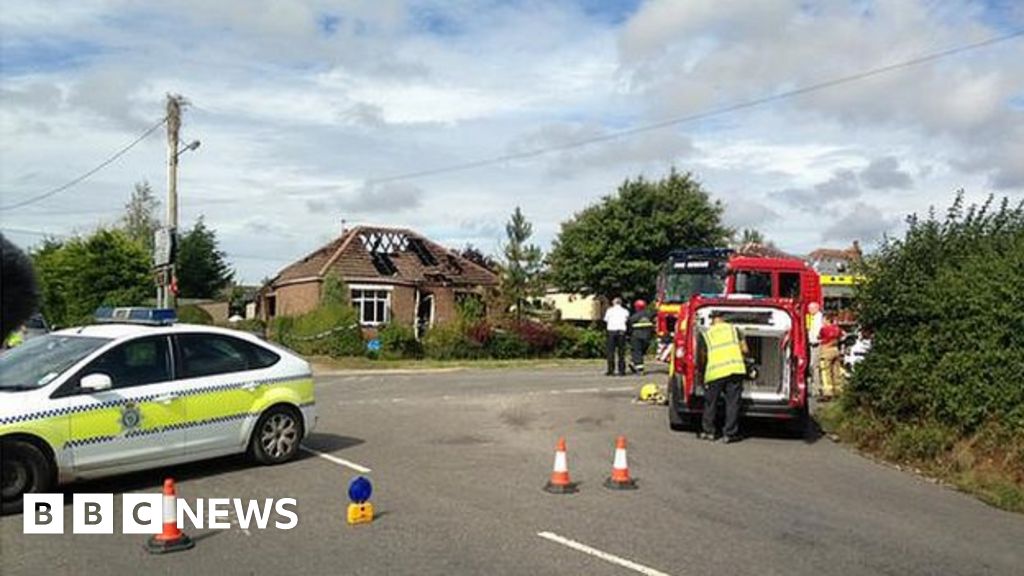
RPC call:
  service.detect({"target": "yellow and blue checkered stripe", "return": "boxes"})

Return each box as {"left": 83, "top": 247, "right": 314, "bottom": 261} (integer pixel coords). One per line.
{"left": 0, "top": 374, "right": 314, "bottom": 452}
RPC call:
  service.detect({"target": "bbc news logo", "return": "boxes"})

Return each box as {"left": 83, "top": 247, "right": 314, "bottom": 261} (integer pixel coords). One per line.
{"left": 24, "top": 494, "right": 299, "bottom": 534}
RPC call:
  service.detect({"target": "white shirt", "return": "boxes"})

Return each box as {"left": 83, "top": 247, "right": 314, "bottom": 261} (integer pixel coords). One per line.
{"left": 808, "top": 311, "right": 823, "bottom": 345}
{"left": 604, "top": 305, "right": 630, "bottom": 332}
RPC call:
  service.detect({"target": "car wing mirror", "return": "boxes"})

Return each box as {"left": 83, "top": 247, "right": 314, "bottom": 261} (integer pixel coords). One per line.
{"left": 80, "top": 373, "right": 113, "bottom": 392}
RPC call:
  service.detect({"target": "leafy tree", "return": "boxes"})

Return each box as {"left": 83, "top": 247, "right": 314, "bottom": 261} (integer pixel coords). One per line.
{"left": 176, "top": 217, "right": 233, "bottom": 299}
{"left": 460, "top": 244, "right": 498, "bottom": 272}
{"left": 32, "top": 229, "right": 151, "bottom": 326}
{"left": 122, "top": 181, "right": 161, "bottom": 253}
{"left": 548, "top": 169, "right": 731, "bottom": 299}
{"left": 321, "top": 273, "right": 349, "bottom": 306}
{"left": 500, "top": 207, "right": 544, "bottom": 320}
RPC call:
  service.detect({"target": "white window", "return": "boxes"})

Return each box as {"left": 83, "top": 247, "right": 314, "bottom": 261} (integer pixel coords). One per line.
{"left": 351, "top": 288, "right": 390, "bottom": 326}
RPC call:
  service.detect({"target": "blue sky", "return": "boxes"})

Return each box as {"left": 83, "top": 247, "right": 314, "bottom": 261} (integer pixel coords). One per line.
{"left": 1, "top": 0, "right": 1021, "bottom": 283}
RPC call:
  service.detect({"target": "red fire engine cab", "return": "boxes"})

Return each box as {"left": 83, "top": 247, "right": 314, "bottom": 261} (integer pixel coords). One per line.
{"left": 660, "top": 249, "right": 822, "bottom": 434}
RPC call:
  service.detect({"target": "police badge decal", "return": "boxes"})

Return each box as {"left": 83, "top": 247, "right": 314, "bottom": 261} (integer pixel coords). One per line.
{"left": 120, "top": 402, "right": 142, "bottom": 432}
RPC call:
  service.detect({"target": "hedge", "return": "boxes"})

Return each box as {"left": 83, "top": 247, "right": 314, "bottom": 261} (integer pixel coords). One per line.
{"left": 848, "top": 194, "right": 1024, "bottom": 434}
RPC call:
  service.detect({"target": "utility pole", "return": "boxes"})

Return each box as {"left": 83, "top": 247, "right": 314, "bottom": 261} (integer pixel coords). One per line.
{"left": 164, "top": 94, "right": 184, "bottom": 309}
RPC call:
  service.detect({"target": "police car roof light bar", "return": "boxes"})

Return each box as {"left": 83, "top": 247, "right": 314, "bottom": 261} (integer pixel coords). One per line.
{"left": 94, "top": 307, "right": 177, "bottom": 325}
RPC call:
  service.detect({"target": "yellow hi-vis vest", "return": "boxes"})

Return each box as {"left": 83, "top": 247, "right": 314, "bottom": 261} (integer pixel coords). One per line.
{"left": 702, "top": 322, "right": 746, "bottom": 383}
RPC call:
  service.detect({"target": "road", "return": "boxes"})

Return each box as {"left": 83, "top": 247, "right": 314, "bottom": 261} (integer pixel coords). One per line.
{"left": 2, "top": 366, "right": 1022, "bottom": 575}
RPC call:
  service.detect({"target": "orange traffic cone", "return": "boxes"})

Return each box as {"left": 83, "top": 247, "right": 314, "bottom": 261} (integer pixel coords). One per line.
{"left": 146, "top": 478, "right": 195, "bottom": 554}
{"left": 543, "top": 437, "right": 577, "bottom": 494}
{"left": 604, "top": 436, "right": 637, "bottom": 490}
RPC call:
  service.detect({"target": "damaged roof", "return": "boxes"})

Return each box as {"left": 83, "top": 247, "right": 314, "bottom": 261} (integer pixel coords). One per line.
{"left": 268, "top": 226, "right": 499, "bottom": 287}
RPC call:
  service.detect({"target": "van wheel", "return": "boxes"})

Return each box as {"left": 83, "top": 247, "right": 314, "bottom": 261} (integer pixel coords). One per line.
{"left": 250, "top": 406, "right": 304, "bottom": 465}
{"left": 1, "top": 441, "right": 54, "bottom": 515}
{"left": 667, "top": 375, "right": 693, "bottom": 431}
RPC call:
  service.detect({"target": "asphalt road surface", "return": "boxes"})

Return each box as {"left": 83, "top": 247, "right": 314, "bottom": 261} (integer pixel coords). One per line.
{"left": 2, "top": 366, "right": 1022, "bottom": 575}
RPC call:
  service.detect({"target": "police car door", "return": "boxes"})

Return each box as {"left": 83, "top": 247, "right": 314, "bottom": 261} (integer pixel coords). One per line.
{"left": 62, "top": 335, "right": 186, "bottom": 472}
{"left": 173, "top": 333, "right": 276, "bottom": 456}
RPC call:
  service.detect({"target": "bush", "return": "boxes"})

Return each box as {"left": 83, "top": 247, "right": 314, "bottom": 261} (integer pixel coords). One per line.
{"left": 850, "top": 194, "right": 1024, "bottom": 435}
{"left": 423, "top": 324, "right": 483, "bottom": 360}
{"left": 507, "top": 320, "right": 558, "bottom": 356}
{"left": 553, "top": 324, "right": 605, "bottom": 358}
{"left": 275, "top": 304, "right": 363, "bottom": 358}
{"left": 177, "top": 304, "right": 213, "bottom": 325}
{"left": 488, "top": 330, "right": 530, "bottom": 359}
{"left": 378, "top": 323, "right": 422, "bottom": 359}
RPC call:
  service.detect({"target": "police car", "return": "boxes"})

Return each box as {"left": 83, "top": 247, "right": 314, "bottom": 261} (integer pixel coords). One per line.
{"left": 0, "top": 308, "right": 316, "bottom": 514}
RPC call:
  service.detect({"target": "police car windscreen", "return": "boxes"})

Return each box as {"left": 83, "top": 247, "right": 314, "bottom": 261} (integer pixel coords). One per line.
{"left": 0, "top": 334, "right": 111, "bottom": 390}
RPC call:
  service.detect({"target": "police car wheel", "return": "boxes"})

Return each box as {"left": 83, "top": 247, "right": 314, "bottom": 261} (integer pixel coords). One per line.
{"left": 251, "top": 406, "right": 303, "bottom": 465}
{"left": 1, "top": 441, "right": 53, "bottom": 515}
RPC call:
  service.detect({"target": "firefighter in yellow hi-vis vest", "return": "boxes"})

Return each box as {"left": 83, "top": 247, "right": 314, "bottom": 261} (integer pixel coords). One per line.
{"left": 698, "top": 311, "right": 749, "bottom": 443}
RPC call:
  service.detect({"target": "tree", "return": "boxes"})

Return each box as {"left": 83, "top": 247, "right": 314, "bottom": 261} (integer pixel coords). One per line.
{"left": 122, "top": 181, "right": 161, "bottom": 254}
{"left": 737, "top": 228, "right": 764, "bottom": 245}
{"left": 548, "top": 169, "right": 731, "bottom": 299}
{"left": 460, "top": 244, "right": 498, "bottom": 272}
{"left": 32, "top": 229, "right": 152, "bottom": 327}
{"left": 176, "top": 217, "right": 233, "bottom": 299}
{"left": 501, "top": 207, "right": 544, "bottom": 320}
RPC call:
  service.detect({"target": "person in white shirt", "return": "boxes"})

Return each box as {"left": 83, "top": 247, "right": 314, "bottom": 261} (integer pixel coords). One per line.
{"left": 604, "top": 297, "right": 630, "bottom": 376}
{"left": 806, "top": 301, "right": 824, "bottom": 399}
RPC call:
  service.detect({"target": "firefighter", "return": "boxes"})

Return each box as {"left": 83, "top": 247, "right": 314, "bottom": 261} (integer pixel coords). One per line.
{"left": 604, "top": 297, "right": 630, "bottom": 376}
{"left": 819, "top": 314, "right": 844, "bottom": 399}
{"left": 698, "top": 311, "right": 749, "bottom": 443}
{"left": 628, "top": 299, "right": 655, "bottom": 374}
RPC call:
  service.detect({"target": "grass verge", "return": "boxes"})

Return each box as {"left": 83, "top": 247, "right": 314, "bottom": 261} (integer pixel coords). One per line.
{"left": 817, "top": 402, "right": 1024, "bottom": 513}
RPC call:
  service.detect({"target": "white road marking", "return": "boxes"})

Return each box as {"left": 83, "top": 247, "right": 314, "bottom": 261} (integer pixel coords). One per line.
{"left": 604, "top": 386, "right": 635, "bottom": 392}
{"left": 537, "top": 532, "right": 672, "bottom": 576}
{"left": 565, "top": 387, "right": 601, "bottom": 394}
{"left": 300, "top": 446, "right": 372, "bottom": 473}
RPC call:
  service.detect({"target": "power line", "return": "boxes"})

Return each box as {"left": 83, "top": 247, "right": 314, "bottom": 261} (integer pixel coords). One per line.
{"left": 367, "top": 29, "right": 1023, "bottom": 185}
{"left": 0, "top": 117, "right": 168, "bottom": 212}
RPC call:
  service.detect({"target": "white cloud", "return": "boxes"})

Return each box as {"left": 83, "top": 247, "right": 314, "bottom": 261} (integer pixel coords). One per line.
{"left": 1, "top": 0, "right": 1020, "bottom": 282}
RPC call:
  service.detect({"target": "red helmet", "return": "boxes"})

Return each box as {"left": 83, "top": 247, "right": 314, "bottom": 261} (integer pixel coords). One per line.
{"left": 634, "top": 299, "right": 646, "bottom": 311}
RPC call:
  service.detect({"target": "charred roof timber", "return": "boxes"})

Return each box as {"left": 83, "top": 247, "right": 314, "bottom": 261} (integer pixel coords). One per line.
{"left": 408, "top": 238, "right": 438, "bottom": 266}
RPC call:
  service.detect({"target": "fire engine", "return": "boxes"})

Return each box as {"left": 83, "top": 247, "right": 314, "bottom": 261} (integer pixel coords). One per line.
{"left": 658, "top": 248, "right": 823, "bottom": 434}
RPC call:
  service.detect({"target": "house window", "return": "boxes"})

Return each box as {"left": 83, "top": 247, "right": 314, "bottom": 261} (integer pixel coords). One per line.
{"left": 351, "top": 288, "right": 390, "bottom": 325}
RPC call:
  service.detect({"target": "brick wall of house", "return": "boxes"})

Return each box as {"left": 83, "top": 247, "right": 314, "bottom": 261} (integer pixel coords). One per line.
{"left": 390, "top": 285, "right": 416, "bottom": 326}
{"left": 274, "top": 281, "right": 322, "bottom": 317}
{"left": 432, "top": 287, "right": 457, "bottom": 325}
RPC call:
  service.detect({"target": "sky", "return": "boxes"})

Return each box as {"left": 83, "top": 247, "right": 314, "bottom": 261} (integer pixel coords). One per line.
{"left": 1, "top": 0, "right": 1022, "bottom": 283}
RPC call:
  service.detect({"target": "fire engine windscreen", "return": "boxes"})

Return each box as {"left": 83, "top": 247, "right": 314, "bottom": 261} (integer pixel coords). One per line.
{"left": 664, "top": 265, "right": 725, "bottom": 301}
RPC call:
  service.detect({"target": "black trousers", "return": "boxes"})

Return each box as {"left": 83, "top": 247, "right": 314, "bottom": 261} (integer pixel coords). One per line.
{"left": 702, "top": 374, "right": 744, "bottom": 438}
{"left": 630, "top": 335, "right": 651, "bottom": 371}
{"left": 606, "top": 331, "right": 626, "bottom": 375}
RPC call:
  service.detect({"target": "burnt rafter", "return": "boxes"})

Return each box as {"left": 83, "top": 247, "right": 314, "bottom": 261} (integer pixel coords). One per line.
{"left": 360, "top": 230, "right": 409, "bottom": 255}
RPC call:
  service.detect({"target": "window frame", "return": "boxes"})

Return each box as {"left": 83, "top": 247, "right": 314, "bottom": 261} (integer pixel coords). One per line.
{"left": 350, "top": 285, "right": 393, "bottom": 326}
{"left": 55, "top": 335, "right": 174, "bottom": 397}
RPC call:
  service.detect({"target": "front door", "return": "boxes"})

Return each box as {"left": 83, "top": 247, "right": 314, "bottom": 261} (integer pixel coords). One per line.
{"left": 417, "top": 293, "right": 434, "bottom": 339}
{"left": 66, "top": 336, "right": 186, "bottom": 472}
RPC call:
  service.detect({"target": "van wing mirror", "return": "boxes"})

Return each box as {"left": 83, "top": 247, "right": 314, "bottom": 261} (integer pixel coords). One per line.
{"left": 80, "top": 373, "right": 113, "bottom": 392}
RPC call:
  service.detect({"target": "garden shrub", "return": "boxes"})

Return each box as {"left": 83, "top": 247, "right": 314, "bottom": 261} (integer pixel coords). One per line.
{"left": 488, "top": 330, "right": 530, "bottom": 359}
{"left": 423, "top": 323, "right": 483, "bottom": 359}
{"left": 849, "top": 193, "right": 1024, "bottom": 435}
{"left": 277, "top": 304, "right": 363, "bottom": 358}
{"left": 553, "top": 323, "right": 605, "bottom": 358}
{"left": 507, "top": 320, "right": 558, "bottom": 356}
{"left": 378, "top": 322, "right": 422, "bottom": 359}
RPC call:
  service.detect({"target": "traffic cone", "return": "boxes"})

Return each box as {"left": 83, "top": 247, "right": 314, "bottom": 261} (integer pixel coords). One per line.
{"left": 146, "top": 478, "right": 195, "bottom": 554}
{"left": 604, "top": 436, "right": 637, "bottom": 490}
{"left": 543, "top": 437, "right": 577, "bottom": 494}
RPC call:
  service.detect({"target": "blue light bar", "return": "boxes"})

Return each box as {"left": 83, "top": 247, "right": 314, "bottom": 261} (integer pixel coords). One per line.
{"left": 94, "top": 307, "right": 177, "bottom": 325}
